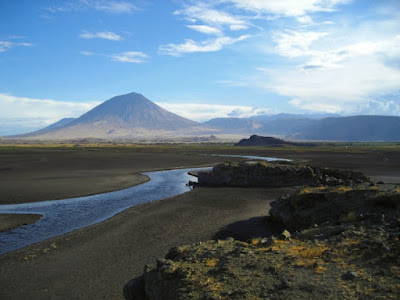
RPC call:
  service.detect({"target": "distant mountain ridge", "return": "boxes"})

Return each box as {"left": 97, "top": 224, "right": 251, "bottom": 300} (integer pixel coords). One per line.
{"left": 7, "top": 92, "right": 400, "bottom": 141}
{"left": 204, "top": 114, "right": 400, "bottom": 141}
{"left": 296, "top": 116, "right": 400, "bottom": 141}
{"left": 203, "top": 115, "right": 318, "bottom": 135}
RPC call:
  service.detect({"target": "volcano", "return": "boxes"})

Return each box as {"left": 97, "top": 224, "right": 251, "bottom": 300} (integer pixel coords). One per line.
{"left": 16, "top": 92, "right": 214, "bottom": 140}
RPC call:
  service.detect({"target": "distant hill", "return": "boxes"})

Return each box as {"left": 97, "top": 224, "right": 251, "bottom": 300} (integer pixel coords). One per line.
{"left": 45, "top": 118, "right": 76, "bottom": 130}
{"left": 22, "top": 118, "right": 77, "bottom": 137}
{"left": 204, "top": 115, "right": 317, "bottom": 135}
{"left": 249, "top": 113, "right": 340, "bottom": 121}
{"left": 204, "top": 114, "right": 400, "bottom": 141}
{"left": 7, "top": 93, "right": 400, "bottom": 141}
{"left": 235, "top": 135, "right": 293, "bottom": 146}
{"left": 295, "top": 116, "right": 400, "bottom": 141}
{"left": 12, "top": 92, "right": 214, "bottom": 140}
{"left": 204, "top": 118, "right": 262, "bottom": 134}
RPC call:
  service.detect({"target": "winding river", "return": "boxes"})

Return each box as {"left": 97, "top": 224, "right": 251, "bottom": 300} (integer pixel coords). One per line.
{"left": 0, "top": 155, "right": 289, "bottom": 254}
{"left": 0, "top": 168, "right": 208, "bottom": 254}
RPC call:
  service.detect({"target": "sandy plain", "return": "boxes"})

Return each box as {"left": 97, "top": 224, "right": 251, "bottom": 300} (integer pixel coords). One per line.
{"left": 0, "top": 145, "right": 399, "bottom": 299}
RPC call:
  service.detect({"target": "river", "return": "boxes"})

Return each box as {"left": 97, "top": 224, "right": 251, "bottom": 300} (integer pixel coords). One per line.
{"left": 0, "top": 155, "right": 289, "bottom": 254}
{"left": 0, "top": 167, "right": 209, "bottom": 254}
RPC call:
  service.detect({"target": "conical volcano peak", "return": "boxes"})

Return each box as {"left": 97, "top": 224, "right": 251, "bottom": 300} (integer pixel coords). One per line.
{"left": 75, "top": 92, "right": 200, "bottom": 131}
{"left": 13, "top": 92, "right": 214, "bottom": 139}
{"left": 107, "top": 92, "right": 150, "bottom": 104}
{"left": 92, "top": 92, "right": 154, "bottom": 113}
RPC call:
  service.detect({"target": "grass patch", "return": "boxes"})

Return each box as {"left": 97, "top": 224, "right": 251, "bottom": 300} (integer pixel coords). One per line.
{"left": 1, "top": 141, "right": 399, "bottom": 155}
{"left": 338, "top": 186, "right": 353, "bottom": 192}
{"left": 204, "top": 258, "right": 219, "bottom": 268}
{"left": 301, "top": 186, "right": 328, "bottom": 194}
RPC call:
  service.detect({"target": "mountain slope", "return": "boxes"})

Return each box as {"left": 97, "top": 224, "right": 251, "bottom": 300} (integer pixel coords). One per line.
{"left": 73, "top": 92, "right": 199, "bottom": 130}
{"left": 296, "top": 116, "right": 400, "bottom": 141}
{"left": 204, "top": 116, "right": 317, "bottom": 135}
{"left": 13, "top": 92, "right": 214, "bottom": 140}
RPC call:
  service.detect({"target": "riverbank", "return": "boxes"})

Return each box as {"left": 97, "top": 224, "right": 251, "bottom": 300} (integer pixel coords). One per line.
{"left": 0, "top": 214, "right": 42, "bottom": 232}
{"left": 1, "top": 146, "right": 399, "bottom": 205}
{"left": 0, "top": 151, "right": 227, "bottom": 204}
{"left": 0, "top": 186, "right": 295, "bottom": 299}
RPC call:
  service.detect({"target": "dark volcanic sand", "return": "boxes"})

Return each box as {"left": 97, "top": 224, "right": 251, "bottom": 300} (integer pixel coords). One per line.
{"left": 1, "top": 148, "right": 398, "bottom": 205}
{"left": 0, "top": 187, "right": 294, "bottom": 299}
{"left": 0, "top": 151, "right": 227, "bottom": 204}
{"left": 0, "top": 214, "right": 42, "bottom": 232}
{"left": 0, "top": 147, "right": 399, "bottom": 299}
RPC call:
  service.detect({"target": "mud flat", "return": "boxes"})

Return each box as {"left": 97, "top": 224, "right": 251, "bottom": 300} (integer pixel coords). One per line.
{"left": 1, "top": 146, "right": 399, "bottom": 205}
{"left": 0, "top": 145, "right": 399, "bottom": 299}
{"left": 0, "top": 150, "right": 227, "bottom": 204}
{"left": 0, "top": 186, "right": 293, "bottom": 299}
{"left": 0, "top": 214, "right": 42, "bottom": 232}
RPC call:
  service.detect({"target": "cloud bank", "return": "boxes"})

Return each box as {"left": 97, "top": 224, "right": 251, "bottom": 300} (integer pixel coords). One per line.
{"left": 156, "top": 102, "right": 271, "bottom": 122}
{"left": 0, "top": 94, "right": 100, "bottom": 135}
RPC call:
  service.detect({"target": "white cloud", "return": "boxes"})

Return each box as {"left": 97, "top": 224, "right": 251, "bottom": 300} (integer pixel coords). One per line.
{"left": 0, "top": 118, "right": 56, "bottom": 136}
{"left": 273, "top": 30, "right": 328, "bottom": 58}
{"left": 93, "top": 1, "right": 136, "bottom": 14}
{"left": 163, "top": 2, "right": 252, "bottom": 56}
{"left": 175, "top": 3, "right": 247, "bottom": 27}
{"left": 109, "top": 51, "right": 149, "bottom": 63}
{"left": 80, "top": 50, "right": 95, "bottom": 56}
{"left": 79, "top": 30, "right": 122, "bottom": 41}
{"left": 0, "top": 40, "right": 34, "bottom": 52}
{"left": 80, "top": 50, "right": 149, "bottom": 63}
{"left": 44, "top": 0, "right": 136, "bottom": 14}
{"left": 0, "top": 94, "right": 101, "bottom": 134}
{"left": 156, "top": 102, "right": 271, "bottom": 122}
{"left": 259, "top": 52, "right": 400, "bottom": 114}
{"left": 159, "top": 35, "right": 249, "bottom": 56}
{"left": 296, "top": 15, "right": 314, "bottom": 24}
{"left": 227, "top": 0, "right": 353, "bottom": 17}
{"left": 254, "top": 20, "right": 400, "bottom": 116}
{"left": 230, "top": 24, "right": 249, "bottom": 31}
{"left": 0, "top": 41, "right": 12, "bottom": 52}
{"left": 186, "top": 25, "right": 222, "bottom": 35}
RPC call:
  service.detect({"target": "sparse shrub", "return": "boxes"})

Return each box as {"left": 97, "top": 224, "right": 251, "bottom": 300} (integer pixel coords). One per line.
{"left": 338, "top": 186, "right": 353, "bottom": 192}
{"left": 204, "top": 258, "right": 219, "bottom": 268}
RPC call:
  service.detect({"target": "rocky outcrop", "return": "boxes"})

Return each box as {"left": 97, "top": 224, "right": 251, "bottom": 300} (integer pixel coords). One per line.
{"left": 198, "top": 162, "right": 371, "bottom": 187}
{"left": 270, "top": 185, "right": 400, "bottom": 231}
{"left": 235, "top": 135, "right": 292, "bottom": 146}
{"left": 128, "top": 163, "right": 399, "bottom": 300}
{"left": 136, "top": 185, "right": 400, "bottom": 300}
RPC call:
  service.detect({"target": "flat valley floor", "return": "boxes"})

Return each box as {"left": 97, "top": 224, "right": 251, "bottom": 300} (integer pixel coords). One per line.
{"left": 0, "top": 145, "right": 399, "bottom": 299}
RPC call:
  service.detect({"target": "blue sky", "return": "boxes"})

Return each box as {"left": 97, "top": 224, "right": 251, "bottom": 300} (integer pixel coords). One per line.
{"left": 1, "top": 0, "right": 400, "bottom": 135}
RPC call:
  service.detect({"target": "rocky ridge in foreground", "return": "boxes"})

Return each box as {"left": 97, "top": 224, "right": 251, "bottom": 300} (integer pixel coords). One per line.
{"left": 127, "top": 163, "right": 400, "bottom": 299}
{"left": 197, "top": 161, "right": 371, "bottom": 187}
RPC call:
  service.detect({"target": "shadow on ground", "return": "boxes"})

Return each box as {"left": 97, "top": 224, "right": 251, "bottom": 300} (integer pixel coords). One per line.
{"left": 212, "top": 216, "right": 278, "bottom": 242}
{"left": 123, "top": 216, "right": 281, "bottom": 299}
